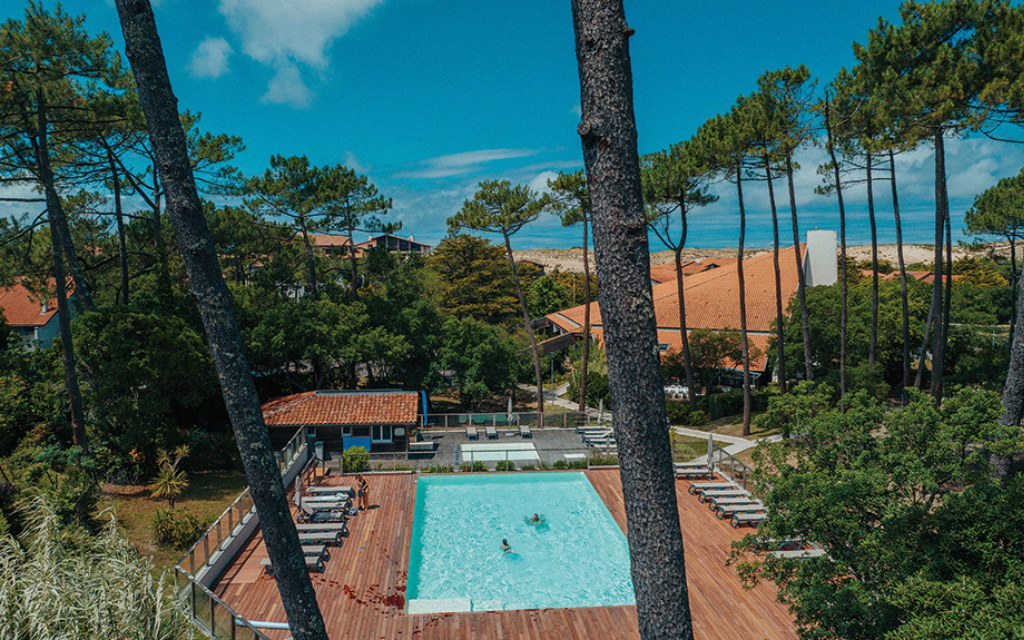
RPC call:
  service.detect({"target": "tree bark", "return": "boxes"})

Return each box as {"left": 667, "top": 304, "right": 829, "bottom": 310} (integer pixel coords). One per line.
{"left": 866, "top": 150, "right": 879, "bottom": 367}
{"left": 571, "top": 2, "right": 694, "bottom": 638}
{"left": 113, "top": 3, "right": 329, "bottom": 639}
{"left": 347, "top": 217, "right": 359, "bottom": 302}
{"left": 763, "top": 153, "right": 786, "bottom": 393}
{"left": 824, "top": 95, "right": 848, "bottom": 401}
{"left": 34, "top": 136, "right": 89, "bottom": 451}
{"left": 786, "top": 151, "right": 813, "bottom": 381}
{"left": 578, "top": 210, "right": 592, "bottom": 414}
{"left": 1001, "top": 260, "right": 1024, "bottom": 427}
{"left": 930, "top": 128, "right": 948, "bottom": 401}
{"left": 735, "top": 164, "right": 752, "bottom": 436}
{"left": 502, "top": 231, "right": 544, "bottom": 412}
{"left": 673, "top": 204, "right": 696, "bottom": 409}
{"left": 106, "top": 143, "right": 130, "bottom": 305}
{"left": 34, "top": 90, "right": 96, "bottom": 314}
{"left": 889, "top": 148, "right": 911, "bottom": 403}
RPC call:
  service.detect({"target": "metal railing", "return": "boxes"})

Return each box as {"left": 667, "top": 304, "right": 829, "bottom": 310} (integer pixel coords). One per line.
{"left": 174, "top": 426, "right": 308, "bottom": 639}
{"left": 421, "top": 410, "right": 613, "bottom": 430}
{"left": 708, "top": 443, "right": 755, "bottom": 490}
{"left": 174, "top": 568, "right": 273, "bottom": 640}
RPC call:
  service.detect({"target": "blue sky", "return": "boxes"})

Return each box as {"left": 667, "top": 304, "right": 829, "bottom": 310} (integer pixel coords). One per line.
{"left": 3, "top": 0, "right": 1023, "bottom": 249}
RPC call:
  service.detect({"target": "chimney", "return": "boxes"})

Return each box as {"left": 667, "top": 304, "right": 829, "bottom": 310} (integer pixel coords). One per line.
{"left": 805, "top": 230, "right": 838, "bottom": 287}
{"left": 40, "top": 300, "right": 48, "bottom": 314}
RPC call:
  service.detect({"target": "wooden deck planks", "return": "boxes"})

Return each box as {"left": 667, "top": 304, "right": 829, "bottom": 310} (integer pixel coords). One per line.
{"left": 211, "top": 470, "right": 797, "bottom": 639}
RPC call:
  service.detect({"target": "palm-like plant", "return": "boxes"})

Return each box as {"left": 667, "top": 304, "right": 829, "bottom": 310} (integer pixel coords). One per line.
{"left": 148, "top": 445, "right": 190, "bottom": 509}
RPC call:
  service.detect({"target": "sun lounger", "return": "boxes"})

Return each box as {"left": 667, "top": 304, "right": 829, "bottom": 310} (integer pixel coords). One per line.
{"left": 753, "top": 538, "right": 803, "bottom": 552}
{"left": 697, "top": 489, "right": 749, "bottom": 503}
{"left": 300, "top": 544, "right": 331, "bottom": 561}
{"left": 297, "top": 530, "right": 343, "bottom": 545}
{"left": 675, "top": 467, "right": 713, "bottom": 479}
{"left": 308, "top": 485, "right": 354, "bottom": 496}
{"left": 768, "top": 548, "right": 826, "bottom": 560}
{"left": 261, "top": 556, "right": 325, "bottom": 574}
{"left": 302, "top": 494, "right": 352, "bottom": 508}
{"left": 673, "top": 461, "right": 707, "bottom": 469}
{"left": 519, "top": 423, "right": 532, "bottom": 438}
{"left": 731, "top": 512, "right": 766, "bottom": 528}
{"left": 687, "top": 481, "right": 738, "bottom": 495}
{"left": 485, "top": 426, "right": 498, "bottom": 439}
{"left": 297, "top": 502, "right": 349, "bottom": 524}
{"left": 706, "top": 496, "right": 757, "bottom": 510}
{"left": 295, "top": 522, "right": 348, "bottom": 537}
{"left": 714, "top": 502, "right": 765, "bottom": 519}
{"left": 408, "top": 441, "right": 435, "bottom": 452}
{"left": 466, "top": 426, "right": 478, "bottom": 440}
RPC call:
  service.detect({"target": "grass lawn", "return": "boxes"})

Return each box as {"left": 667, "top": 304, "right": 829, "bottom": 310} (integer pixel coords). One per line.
{"left": 676, "top": 412, "right": 781, "bottom": 439}
{"left": 97, "top": 470, "right": 248, "bottom": 575}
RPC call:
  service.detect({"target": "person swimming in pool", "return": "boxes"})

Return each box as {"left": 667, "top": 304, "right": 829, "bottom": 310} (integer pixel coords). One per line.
{"left": 530, "top": 513, "right": 542, "bottom": 525}
{"left": 501, "top": 538, "right": 512, "bottom": 554}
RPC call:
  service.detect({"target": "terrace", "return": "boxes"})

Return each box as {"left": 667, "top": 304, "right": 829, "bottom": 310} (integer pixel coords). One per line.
{"left": 200, "top": 468, "right": 797, "bottom": 639}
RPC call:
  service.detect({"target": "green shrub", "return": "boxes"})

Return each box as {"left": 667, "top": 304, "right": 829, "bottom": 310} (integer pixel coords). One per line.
{"left": 666, "top": 401, "right": 691, "bottom": 425}
{"left": 459, "top": 462, "right": 487, "bottom": 472}
{"left": 495, "top": 460, "right": 515, "bottom": 471}
{"left": 152, "top": 508, "right": 204, "bottom": 550}
{"left": 520, "top": 464, "right": 536, "bottom": 471}
{"left": 423, "top": 465, "right": 453, "bottom": 474}
{"left": 687, "top": 410, "right": 706, "bottom": 426}
{"left": 589, "top": 453, "right": 618, "bottom": 466}
{"left": 552, "top": 460, "right": 568, "bottom": 469}
{"left": 342, "top": 446, "right": 369, "bottom": 473}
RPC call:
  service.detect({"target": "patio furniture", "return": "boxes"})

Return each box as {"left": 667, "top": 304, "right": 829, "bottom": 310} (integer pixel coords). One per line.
{"left": 697, "top": 489, "right": 749, "bottom": 503}
{"left": 714, "top": 502, "right": 765, "bottom": 519}
{"left": 261, "top": 556, "right": 325, "bottom": 574}
{"left": 519, "top": 423, "right": 532, "bottom": 438}
{"left": 730, "top": 512, "right": 766, "bottom": 528}
{"left": 687, "top": 481, "right": 738, "bottom": 495}
{"left": 300, "top": 544, "right": 331, "bottom": 561}
{"left": 297, "top": 502, "right": 349, "bottom": 524}
{"left": 466, "top": 426, "right": 478, "bottom": 440}
{"left": 675, "top": 466, "right": 713, "bottom": 479}
{"left": 308, "top": 485, "right": 354, "bottom": 496}
{"left": 768, "top": 548, "right": 826, "bottom": 560}
{"left": 706, "top": 496, "right": 756, "bottom": 510}
{"left": 485, "top": 426, "right": 498, "bottom": 439}
{"left": 409, "top": 441, "right": 435, "bottom": 452}
{"left": 295, "top": 522, "right": 349, "bottom": 537}
{"left": 297, "top": 530, "right": 344, "bottom": 545}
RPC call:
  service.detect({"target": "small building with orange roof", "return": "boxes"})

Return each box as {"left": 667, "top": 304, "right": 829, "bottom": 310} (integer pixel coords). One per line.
{"left": 0, "top": 279, "right": 72, "bottom": 348}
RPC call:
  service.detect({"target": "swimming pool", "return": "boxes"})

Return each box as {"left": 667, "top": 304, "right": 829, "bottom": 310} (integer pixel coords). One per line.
{"left": 406, "top": 472, "right": 635, "bottom": 613}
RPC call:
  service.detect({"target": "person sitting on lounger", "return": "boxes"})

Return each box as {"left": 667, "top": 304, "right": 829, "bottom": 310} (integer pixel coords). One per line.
{"left": 501, "top": 538, "right": 512, "bottom": 554}
{"left": 530, "top": 513, "right": 542, "bottom": 525}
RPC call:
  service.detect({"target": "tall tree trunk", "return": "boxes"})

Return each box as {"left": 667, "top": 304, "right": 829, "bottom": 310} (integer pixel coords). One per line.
{"left": 786, "top": 151, "right": 813, "bottom": 381}
{"left": 347, "top": 216, "right": 359, "bottom": 302}
{"left": 578, "top": 212, "right": 591, "bottom": 414}
{"left": 502, "top": 231, "right": 544, "bottom": 412}
{"left": 735, "top": 163, "right": 752, "bottom": 436}
{"left": 33, "top": 114, "right": 88, "bottom": 451}
{"left": 297, "top": 218, "right": 319, "bottom": 300}
{"left": 571, "top": 2, "right": 694, "bottom": 638}
{"left": 764, "top": 153, "right": 786, "bottom": 393}
{"left": 941, "top": 208, "right": 953, "bottom": 400}
{"left": 151, "top": 168, "right": 172, "bottom": 312}
{"left": 673, "top": 206, "right": 696, "bottom": 409}
{"left": 930, "top": 128, "right": 948, "bottom": 401}
{"left": 34, "top": 91, "right": 96, "bottom": 313}
{"left": 867, "top": 150, "right": 879, "bottom": 367}
{"left": 1001, "top": 259, "right": 1024, "bottom": 427}
{"left": 113, "top": 3, "right": 329, "bottom": 640}
{"left": 824, "top": 95, "right": 848, "bottom": 401}
{"left": 889, "top": 148, "right": 911, "bottom": 403}
{"left": 1009, "top": 235, "right": 1017, "bottom": 350}
{"left": 915, "top": 299, "right": 935, "bottom": 389}
{"left": 106, "top": 143, "right": 130, "bottom": 305}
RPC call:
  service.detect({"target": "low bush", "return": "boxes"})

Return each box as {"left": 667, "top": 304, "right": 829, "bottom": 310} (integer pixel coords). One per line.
{"left": 589, "top": 453, "right": 618, "bottom": 467}
{"left": 342, "top": 446, "right": 370, "bottom": 473}
{"left": 552, "top": 460, "right": 567, "bottom": 469}
{"left": 152, "top": 508, "right": 204, "bottom": 550}
{"left": 422, "top": 465, "right": 453, "bottom": 474}
{"left": 495, "top": 460, "right": 515, "bottom": 471}
{"left": 459, "top": 462, "right": 487, "bottom": 473}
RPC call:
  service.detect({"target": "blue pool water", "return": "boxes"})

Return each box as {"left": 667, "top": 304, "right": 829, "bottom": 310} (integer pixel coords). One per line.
{"left": 406, "top": 472, "right": 635, "bottom": 613}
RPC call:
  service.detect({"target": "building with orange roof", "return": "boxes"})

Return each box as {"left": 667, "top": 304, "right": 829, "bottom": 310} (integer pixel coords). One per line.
{"left": 0, "top": 280, "right": 73, "bottom": 348}
{"left": 546, "top": 230, "right": 837, "bottom": 385}
{"left": 262, "top": 389, "right": 421, "bottom": 451}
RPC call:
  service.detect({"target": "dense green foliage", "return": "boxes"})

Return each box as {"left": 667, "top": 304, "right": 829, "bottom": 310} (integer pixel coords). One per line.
{"left": 741, "top": 386, "right": 1024, "bottom": 640}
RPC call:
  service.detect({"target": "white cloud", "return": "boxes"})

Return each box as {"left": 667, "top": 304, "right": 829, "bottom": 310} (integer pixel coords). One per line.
{"left": 261, "top": 61, "right": 312, "bottom": 108}
{"left": 570, "top": 104, "right": 582, "bottom": 117}
{"left": 217, "top": 0, "right": 382, "bottom": 107}
{"left": 529, "top": 170, "right": 558, "bottom": 194}
{"left": 187, "top": 37, "right": 233, "bottom": 79}
{"left": 394, "top": 148, "right": 541, "bottom": 179}
{"left": 343, "top": 150, "right": 369, "bottom": 174}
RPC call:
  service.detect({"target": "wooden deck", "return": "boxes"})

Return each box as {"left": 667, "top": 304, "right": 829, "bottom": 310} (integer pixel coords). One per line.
{"left": 212, "top": 470, "right": 797, "bottom": 639}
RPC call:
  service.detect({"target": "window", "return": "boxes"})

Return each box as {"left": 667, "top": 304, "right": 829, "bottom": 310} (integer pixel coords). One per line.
{"left": 372, "top": 425, "right": 392, "bottom": 443}
{"left": 659, "top": 343, "right": 670, "bottom": 353}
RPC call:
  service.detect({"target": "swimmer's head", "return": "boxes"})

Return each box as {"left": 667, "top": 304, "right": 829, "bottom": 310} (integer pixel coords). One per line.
{"left": 502, "top": 538, "right": 508, "bottom": 545}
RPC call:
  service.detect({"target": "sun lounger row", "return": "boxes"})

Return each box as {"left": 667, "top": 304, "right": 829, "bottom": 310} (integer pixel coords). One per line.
{"left": 307, "top": 485, "right": 354, "bottom": 496}
{"left": 687, "top": 481, "right": 765, "bottom": 528}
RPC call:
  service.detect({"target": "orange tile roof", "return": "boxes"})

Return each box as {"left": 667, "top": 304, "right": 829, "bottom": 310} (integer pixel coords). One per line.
{"left": 308, "top": 234, "right": 353, "bottom": 248}
{"left": 547, "top": 246, "right": 805, "bottom": 373}
{"left": 262, "top": 390, "right": 420, "bottom": 426}
{"left": 0, "top": 280, "right": 64, "bottom": 327}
